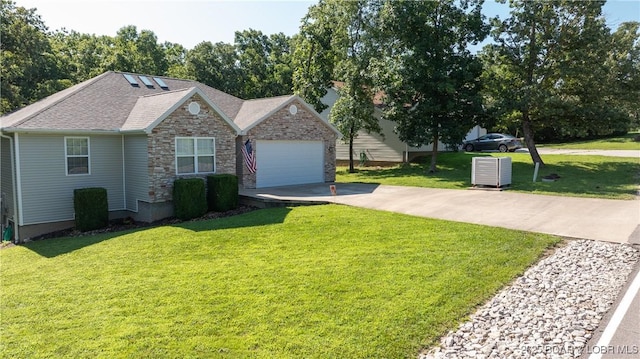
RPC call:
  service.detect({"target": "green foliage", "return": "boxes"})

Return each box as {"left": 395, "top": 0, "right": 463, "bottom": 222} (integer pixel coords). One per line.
{"left": 608, "top": 22, "right": 640, "bottom": 129}
{"left": 73, "top": 187, "right": 108, "bottom": 232}
{"left": 172, "top": 178, "right": 207, "bottom": 220}
{"left": 185, "top": 30, "right": 294, "bottom": 99}
{"left": 291, "top": 1, "right": 338, "bottom": 113}
{"left": 99, "top": 25, "right": 168, "bottom": 75}
{"left": 235, "top": 29, "right": 294, "bottom": 98}
{"left": 185, "top": 41, "right": 244, "bottom": 96}
{"left": 0, "top": 0, "right": 68, "bottom": 114}
{"left": 0, "top": 205, "right": 559, "bottom": 358}
{"left": 206, "top": 174, "right": 239, "bottom": 212}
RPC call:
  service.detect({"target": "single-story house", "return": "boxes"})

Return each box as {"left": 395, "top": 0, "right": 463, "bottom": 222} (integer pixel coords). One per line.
{"left": 0, "top": 71, "right": 341, "bottom": 241}
{"left": 320, "top": 82, "right": 486, "bottom": 163}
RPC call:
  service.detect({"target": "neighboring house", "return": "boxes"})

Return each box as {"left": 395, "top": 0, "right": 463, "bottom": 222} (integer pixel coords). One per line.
{"left": 320, "top": 82, "right": 486, "bottom": 163}
{"left": 0, "top": 71, "right": 340, "bottom": 241}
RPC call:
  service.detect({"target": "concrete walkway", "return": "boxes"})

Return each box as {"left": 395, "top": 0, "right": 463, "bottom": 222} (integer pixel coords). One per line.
{"left": 240, "top": 183, "right": 640, "bottom": 244}
{"left": 532, "top": 148, "right": 640, "bottom": 158}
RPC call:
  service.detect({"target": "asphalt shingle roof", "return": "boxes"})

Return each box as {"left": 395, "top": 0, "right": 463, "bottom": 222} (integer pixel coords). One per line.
{"left": 0, "top": 71, "right": 246, "bottom": 132}
{"left": 1, "top": 71, "right": 340, "bottom": 137}
{"left": 121, "top": 88, "right": 194, "bottom": 132}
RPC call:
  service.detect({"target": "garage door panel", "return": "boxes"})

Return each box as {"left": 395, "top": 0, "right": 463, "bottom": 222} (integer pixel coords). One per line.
{"left": 256, "top": 141, "right": 324, "bottom": 188}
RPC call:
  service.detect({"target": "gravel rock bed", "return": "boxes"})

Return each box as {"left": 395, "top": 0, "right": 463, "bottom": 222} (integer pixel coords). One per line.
{"left": 421, "top": 239, "right": 639, "bottom": 359}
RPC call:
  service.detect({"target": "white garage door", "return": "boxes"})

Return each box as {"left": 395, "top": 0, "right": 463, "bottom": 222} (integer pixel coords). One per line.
{"left": 256, "top": 140, "right": 324, "bottom": 188}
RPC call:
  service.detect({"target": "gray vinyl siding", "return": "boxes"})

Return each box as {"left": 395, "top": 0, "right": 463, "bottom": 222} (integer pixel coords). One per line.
{"left": 124, "top": 135, "right": 149, "bottom": 211}
{"left": 336, "top": 115, "right": 406, "bottom": 162}
{"left": 1, "top": 135, "right": 15, "bottom": 222}
{"left": 17, "top": 133, "right": 124, "bottom": 225}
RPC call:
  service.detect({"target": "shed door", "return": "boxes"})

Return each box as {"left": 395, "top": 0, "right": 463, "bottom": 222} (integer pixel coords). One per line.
{"left": 256, "top": 140, "right": 324, "bottom": 188}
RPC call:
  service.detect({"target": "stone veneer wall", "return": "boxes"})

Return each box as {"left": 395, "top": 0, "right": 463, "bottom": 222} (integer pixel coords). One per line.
{"left": 148, "top": 93, "right": 238, "bottom": 202}
{"left": 238, "top": 100, "right": 338, "bottom": 189}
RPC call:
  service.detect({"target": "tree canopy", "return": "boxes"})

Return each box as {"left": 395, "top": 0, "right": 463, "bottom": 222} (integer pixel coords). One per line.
{"left": 2, "top": 0, "right": 638, "bottom": 164}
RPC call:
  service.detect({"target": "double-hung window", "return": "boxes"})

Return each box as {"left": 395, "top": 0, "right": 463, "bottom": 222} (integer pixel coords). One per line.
{"left": 175, "top": 137, "right": 215, "bottom": 175}
{"left": 65, "top": 137, "right": 90, "bottom": 175}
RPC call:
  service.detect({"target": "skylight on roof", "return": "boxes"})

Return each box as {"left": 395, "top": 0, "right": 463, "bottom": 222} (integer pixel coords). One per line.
{"left": 153, "top": 77, "right": 169, "bottom": 89}
{"left": 139, "top": 76, "right": 154, "bottom": 88}
{"left": 123, "top": 74, "right": 139, "bottom": 87}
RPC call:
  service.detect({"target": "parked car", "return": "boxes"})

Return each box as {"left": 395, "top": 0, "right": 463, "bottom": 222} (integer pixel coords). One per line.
{"left": 463, "top": 133, "right": 522, "bottom": 152}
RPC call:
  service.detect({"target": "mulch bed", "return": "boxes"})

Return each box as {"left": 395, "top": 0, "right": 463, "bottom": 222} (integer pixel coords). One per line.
{"left": 3, "top": 205, "right": 259, "bottom": 247}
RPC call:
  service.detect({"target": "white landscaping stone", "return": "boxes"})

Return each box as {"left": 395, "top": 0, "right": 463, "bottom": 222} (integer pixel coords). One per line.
{"left": 419, "top": 240, "right": 639, "bottom": 359}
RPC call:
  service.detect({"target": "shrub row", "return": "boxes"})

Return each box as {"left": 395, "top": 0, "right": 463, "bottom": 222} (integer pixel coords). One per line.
{"left": 73, "top": 175, "right": 238, "bottom": 229}
{"left": 173, "top": 175, "right": 238, "bottom": 220}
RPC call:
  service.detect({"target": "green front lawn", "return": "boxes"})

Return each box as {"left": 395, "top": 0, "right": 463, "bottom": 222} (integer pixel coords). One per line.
{"left": 540, "top": 132, "right": 640, "bottom": 150}
{"left": 0, "top": 205, "right": 559, "bottom": 358}
{"left": 338, "top": 152, "right": 639, "bottom": 199}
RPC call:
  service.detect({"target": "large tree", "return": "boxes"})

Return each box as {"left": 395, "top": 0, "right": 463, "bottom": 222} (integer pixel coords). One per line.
{"left": 379, "top": 0, "right": 488, "bottom": 173}
{"left": 294, "top": 0, "right": 382, "bottom": 172}
{"left": 481, "top": 0, "right": 620, "bottom": 165}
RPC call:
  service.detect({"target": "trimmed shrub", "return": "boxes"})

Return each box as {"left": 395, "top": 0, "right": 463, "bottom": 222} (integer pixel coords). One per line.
{"left": 173, "top": 178, "right": 207, "bottom": 220}
{"left": 74, "top": 187, "right": 108, "bottom": 232}
{"left": 207, "top": 174, "right": 238, "bottom": 212}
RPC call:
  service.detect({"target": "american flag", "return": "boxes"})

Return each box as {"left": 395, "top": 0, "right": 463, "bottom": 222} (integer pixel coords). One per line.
{"left": 241, "top": 139, "right": 257, "bottom": 174}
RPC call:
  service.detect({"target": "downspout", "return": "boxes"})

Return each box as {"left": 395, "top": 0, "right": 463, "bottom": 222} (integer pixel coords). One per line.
{"left": 1, "top": 133, "right": 19, "bottom": 242}
{"left": 121, "top": 135, "right": 126, "bottom": 210}
{"left": 405, "top": 143, "right": 409, "bottom": 163}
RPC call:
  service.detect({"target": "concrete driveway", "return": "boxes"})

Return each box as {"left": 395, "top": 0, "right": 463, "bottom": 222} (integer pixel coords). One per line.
{"left": 240, "top": 182, "right": 640, "bottom": 244}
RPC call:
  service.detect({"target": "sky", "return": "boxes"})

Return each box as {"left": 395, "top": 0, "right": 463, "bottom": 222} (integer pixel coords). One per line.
{"left": 15, "top": 0, "right": 640, "bottom": 50}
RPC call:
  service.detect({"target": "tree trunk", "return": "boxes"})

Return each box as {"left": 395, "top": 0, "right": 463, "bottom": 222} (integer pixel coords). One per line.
{"left": 522, "top": 112, "right": 544, "bottom": 166}
{"left": 521, "top": 8, "right": 544, "bottom": 167}
{"left": 428, "top": 132, "right": 439, "bottom": 173}
{"left": 348, "top": 133, "right": 355, "bottom": 173}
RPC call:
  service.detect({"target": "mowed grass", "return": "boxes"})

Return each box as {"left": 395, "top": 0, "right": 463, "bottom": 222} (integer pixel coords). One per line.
{"left": 0, "top": 205, "right": 559, "bottom": 358}
{"left": 541, "top": 132, "right": 640, "bottom": 150}
{"left": 338, "top": 152, "right": 639, "bottom": 199}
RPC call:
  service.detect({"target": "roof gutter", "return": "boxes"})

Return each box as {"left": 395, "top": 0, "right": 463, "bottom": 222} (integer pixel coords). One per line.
{"left": 0, "top": 128, "right": 121, "bottom": 135}
{"left": 1, "top": 127, "right": 241, "bottom": 136}
{"left": 118, "top": 129, "right": 150, "bottom": 135}
{"left": 0, "top": 132, "right": 19, "bottom": 243}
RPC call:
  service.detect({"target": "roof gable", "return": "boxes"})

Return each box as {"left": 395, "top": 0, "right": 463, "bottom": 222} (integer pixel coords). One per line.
{"left": 122, "top": 87, "right": 241, "bottom": 134}
{"left": 236, "top": 95, "right": 341, "bottom": 137}
{"left": 233, "top": 95, "right": 294, "bottom": 131}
